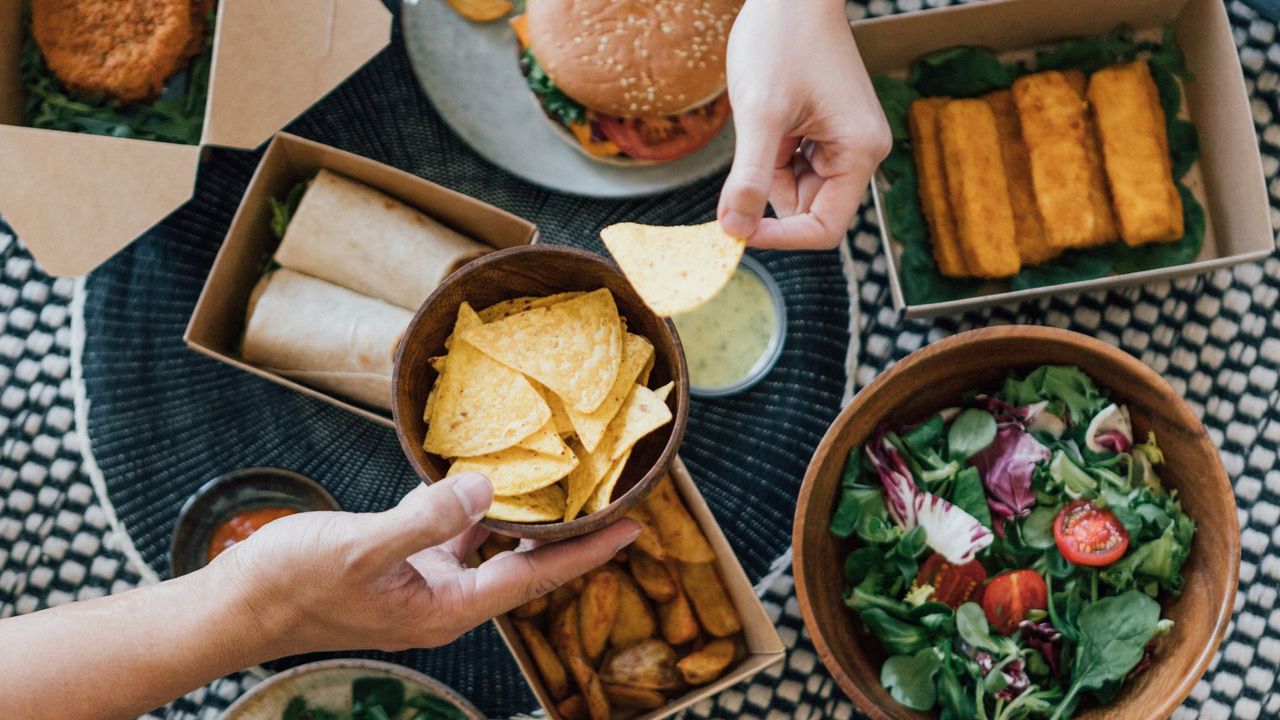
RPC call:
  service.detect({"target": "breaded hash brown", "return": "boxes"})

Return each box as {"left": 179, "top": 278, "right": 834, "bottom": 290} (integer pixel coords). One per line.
{"left": 32, "top": 0, "right": 203, "bottom": 104}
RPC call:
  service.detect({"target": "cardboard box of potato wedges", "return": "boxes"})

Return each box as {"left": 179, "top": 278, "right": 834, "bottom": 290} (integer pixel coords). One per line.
{"left": 854, "top": 0, "right": 1273, "bottom": 317}
{"left": 478, "top": 458, "right": 786, "bottom": 720}
{"left": 0, "top": 0, "right": 391, "bottom": 276}
{"left": 185, "top": 132, "right": 538, "bottom": 426}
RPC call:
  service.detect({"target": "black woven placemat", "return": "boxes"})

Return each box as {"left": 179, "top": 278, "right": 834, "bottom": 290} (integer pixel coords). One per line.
{"left": 78, "top": 4, "right": 850, "bottom": 714}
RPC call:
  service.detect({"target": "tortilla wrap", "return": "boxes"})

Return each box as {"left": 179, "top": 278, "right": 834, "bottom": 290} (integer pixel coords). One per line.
{"left": 273, "top": 169, "right": 489, "bottom": 310}
{"left": 242, "top": 268, "right": 412, "bottom": 409}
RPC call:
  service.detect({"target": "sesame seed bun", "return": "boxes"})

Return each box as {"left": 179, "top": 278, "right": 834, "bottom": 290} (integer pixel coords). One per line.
{"left": 525, "top": 0, "right": 742, "bottom": 118}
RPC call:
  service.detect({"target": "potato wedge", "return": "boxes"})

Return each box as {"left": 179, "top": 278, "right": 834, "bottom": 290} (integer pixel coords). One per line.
{"left": 626, "top": 506, "right": 667, "bottom": 560}
{"left": 600, "top": 638, "right": 683, "bottom": 691}
{"left": 610, "top": 572, "right": 657, "bottom": 647}
{"left": 579, "top": 569, "right": 620, "bottom": 662}
{"left": 656, "top": 585, "right": 699, "bottom": 646}
{"left": 678, "top": 561, "right": 742, "bottom": 638}
{"left": 556, "top": 694, "right": 588, "bottom": 720}
{"left": 676, "top": 637, "right": 737, "bottom": 685}
{"left": 479, "top": 534, "right": 518, "bottom": 561}
{"left": 551, "top": 601, "right": 610, "bottom": 720}
{"left": 514, "top": 619, "right": 570, "bottom": 701}
{"left": 641, "top": 476, "right": 715, "bottom": 563}
{"left": 512, "top": 594, "right": 548, "bottom": 619}
{"left": 630, "top": 551, "right": 678, "bottom": 602}
{"left": 603, "top": 683, "right": 666, "bottom": 710}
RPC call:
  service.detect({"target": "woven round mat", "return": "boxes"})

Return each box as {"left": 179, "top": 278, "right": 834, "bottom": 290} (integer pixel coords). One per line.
{"left": 0, "top": 1, "right": 1276, "bottom": 719}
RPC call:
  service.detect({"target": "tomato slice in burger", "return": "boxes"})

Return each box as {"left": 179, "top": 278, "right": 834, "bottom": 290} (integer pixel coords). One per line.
{"left": 914, "top": 553, "right": 988, "bottom": 609}
{"left": 981, "top": 569, "right": 1048, "bottom": 635}
{"left": 1053, "top": 499, "right": 1130, "bottom": 567}
{"left": 595, "top": 94, "right": 731, "bottom": 162}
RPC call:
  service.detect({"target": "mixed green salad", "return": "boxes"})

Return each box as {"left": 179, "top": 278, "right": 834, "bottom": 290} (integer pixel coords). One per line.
{"left": 282, "top": 677, "right": 465, "bottom": 720}
{"left": 831, "top": 365, "right": 1195, "bottom": 719}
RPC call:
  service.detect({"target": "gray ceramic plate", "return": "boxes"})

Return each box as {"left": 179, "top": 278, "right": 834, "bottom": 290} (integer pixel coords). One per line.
{"left": 219, "top": 659, "right": 484, "bottom": 720}
{"left": 400, "top": 0, "right": 735, "bottom": 198}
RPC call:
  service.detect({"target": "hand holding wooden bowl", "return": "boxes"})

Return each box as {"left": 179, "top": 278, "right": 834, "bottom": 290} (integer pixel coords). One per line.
{"left": 392, "top": 245, "right": 690, "bottom": 541}
{"left": 793, "top": 326, "right": 1239, "bottom": 720}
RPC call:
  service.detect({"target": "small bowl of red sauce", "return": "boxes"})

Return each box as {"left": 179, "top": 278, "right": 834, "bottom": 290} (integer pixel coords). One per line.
{"left": 169, "top": 467, "right": 340, "bottom": 578}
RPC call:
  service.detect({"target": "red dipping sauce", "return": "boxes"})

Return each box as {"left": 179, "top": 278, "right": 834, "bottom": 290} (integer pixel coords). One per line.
{"left": 207, "top": 507, "right": 299, "bottom": 562}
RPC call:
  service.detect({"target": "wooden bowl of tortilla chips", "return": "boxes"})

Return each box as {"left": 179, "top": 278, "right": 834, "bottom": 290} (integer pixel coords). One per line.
{"left": 392, "top": 245, "right": 690, "bottom": 540}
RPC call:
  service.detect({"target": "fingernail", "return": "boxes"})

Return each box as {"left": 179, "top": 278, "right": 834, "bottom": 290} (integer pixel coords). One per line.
{"left": 615, "top": 519, "right": 643, "bottom": 551}
{"left": 720, "top": 210, "right": 755, "bottom": 239}
{"left": 452, "top": 473, "right": 493, "bottom": 520}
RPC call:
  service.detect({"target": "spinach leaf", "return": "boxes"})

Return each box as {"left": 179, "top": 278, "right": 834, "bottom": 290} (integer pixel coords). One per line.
{"left": 882, "top": 648, "right": 941, "bottom": 710}
{"left": 283, "top": 698, "right": 309, "bottom": 720}
{"left": 406, "top": 694, "right": 467, "bottom": 719}
{"left": 873, "top": 74, "right": 920, "bottom": 142}
{"left": 948, "top": 409, "right": 997, "bottom": 461}
{"left": 910, "top": 47, "right": 1017, "bottom": 97}
{"left": 522, "top": 49, "right": 586, "bottom": 126}
{"left": 1010, "top": 246, "right": 1115, "bottom": 291}
{"left": 861, "top": 608, "right": 934, "bottom": 656}
{"left": 951, "top": 467, "right": 992, "bottom": 529}
{"left": 955, "top": 603, "right": 1010, "bottom": 656}
{"left": 1021, "top": 504, "right": 1059, "bottom": 550}
{"left": 270, "top": 181, "right": 309, "bottom": 240}
{"left": 1033, "top": 25, "right": 1138, "bottom": 74}
{"left": 1053, "top": 591, "right": 1161, "bottom": 718}
{"left": 936, "top": 661, "right": 977, "bottom": 720}
{"left": 352, "top": 677, "right": 405, "bottom": 719}
{"left": 905, "top": 415, "right": 947, "bottom": 458}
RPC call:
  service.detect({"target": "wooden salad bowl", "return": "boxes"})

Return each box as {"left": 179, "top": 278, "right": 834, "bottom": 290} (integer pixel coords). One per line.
{"left": 391, "top": 244, "right": 690, "bottom": 540}
{"left": 793, "top": 326, "right": 1239, "bottom": 719}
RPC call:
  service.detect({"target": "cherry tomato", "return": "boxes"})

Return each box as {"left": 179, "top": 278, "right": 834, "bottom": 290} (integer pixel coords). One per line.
{"left": 981, "top": 569, "right": 1048, "bottom": 635}
{"left": 595, "top": 94, "right": 731, "bottom": 162}
{"left": 1053, "top": 499, "right": 1130, "bottom": 567}
{"left": 914, "top": 553, "right": 988, "bottom": 609}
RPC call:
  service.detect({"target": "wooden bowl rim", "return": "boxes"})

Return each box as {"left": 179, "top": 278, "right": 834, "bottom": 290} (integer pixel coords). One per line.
{"left": 390, "top": 244, "right": 690, "bottom": 539}
{"left": 792, "top": 325, "right": 1240, "bottom": 720}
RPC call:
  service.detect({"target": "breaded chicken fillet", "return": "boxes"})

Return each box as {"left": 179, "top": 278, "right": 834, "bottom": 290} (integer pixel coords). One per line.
{"left": 32, "top": 0, "right": 198, "bottom": 104}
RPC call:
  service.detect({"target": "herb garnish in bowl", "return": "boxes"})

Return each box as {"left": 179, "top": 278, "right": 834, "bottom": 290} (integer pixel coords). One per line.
{"left": 831, "top": 365, "right": 1194, "bottom": 719}
{"left": 282, "top": 676, "right": 465, "bottom": 720}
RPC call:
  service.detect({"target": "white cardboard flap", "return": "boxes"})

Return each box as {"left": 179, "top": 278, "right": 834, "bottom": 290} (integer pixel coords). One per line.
{"left": 0, "top": 126, "right": 200, "bottom": 276}
{"left": 202, "top": 0, "right": 392, "bottom": 149}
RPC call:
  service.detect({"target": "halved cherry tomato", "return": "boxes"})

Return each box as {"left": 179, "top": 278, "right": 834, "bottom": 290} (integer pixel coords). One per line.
{"left": 1053, "top": 499, "right": 1130, "bottom": 567}
{"left": 981, "top": 569, "right": 1048, "bottom": 635}
{"left": 914, "top": 553, "right": 988, "bottom": 609}
{"left": 595, "top": 94, "right": 731, "bottom": 162}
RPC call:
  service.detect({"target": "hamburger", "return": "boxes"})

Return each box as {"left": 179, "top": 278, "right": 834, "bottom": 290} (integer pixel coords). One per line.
{"left": 511, "top": 0, "right": 741, "bottom": 164}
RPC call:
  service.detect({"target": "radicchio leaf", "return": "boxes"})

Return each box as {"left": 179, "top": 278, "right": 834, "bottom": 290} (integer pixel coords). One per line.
{"left": 866, "top": 428, "right": 993, "bottom": 564}
{"left": 969, "top": 425, "right": 1050, "bottom": 535}
{"left": 1085, "top": 403, "right": 1133, "bottom": 454}
{"left": 975, "top": 653, "right": 1030, "bottom": 701}
{"left": 1019, "top": 620, "right": 1063, "bottom": 676}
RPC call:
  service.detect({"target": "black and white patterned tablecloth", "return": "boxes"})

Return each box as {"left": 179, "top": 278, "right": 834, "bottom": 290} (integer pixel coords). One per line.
{"left": 3, "top": 1, "right": 1280, "bottom": 718}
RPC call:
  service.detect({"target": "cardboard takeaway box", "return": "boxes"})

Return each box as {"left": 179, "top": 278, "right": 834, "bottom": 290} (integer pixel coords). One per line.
{"left": 853, "top": 0, "right": 1275, "bottom": 317}
{"left": 493, "top": 456, "right": 787, "bottom": 720}
{"left": 184, "top": 132, "right": 539, "bottom": 427}
{"left": 0, "top": 0, "right": 392, "bottom": 277}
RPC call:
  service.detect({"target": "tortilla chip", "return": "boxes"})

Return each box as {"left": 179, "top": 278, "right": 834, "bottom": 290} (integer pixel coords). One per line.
{"left": 567, "top": 334, "right": 654, "bottom": 452}
{"left": 487, "top": 483, "right": 567, "bottom": 522}
{"left": 478, "top": 292, "right": 586, "bottom": 323}
{"left": 585, "top": 450, "right": 630, "bottom": 515}
{"left": 564, "top": 437, "right": 610, "bottom": 520}
{"left": 516, "top": 420, "right": 571, "bottom": 457}
{"left": 460, "top": 289, "right": 623, "bottom": 413}
{"left": 600, "top": 221, "right": 745, "bottom": 317}
{"left": 534, "top": 382, "right": 577, "bottom": 438}
{"left": 423, "top": 304, "right": 551, "bottom": 458}
{"left": 448, "top": 444, "right": 577, "bottom": 496}
{"left": 604, "top": 383, "right": 674, "bottom": 462}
